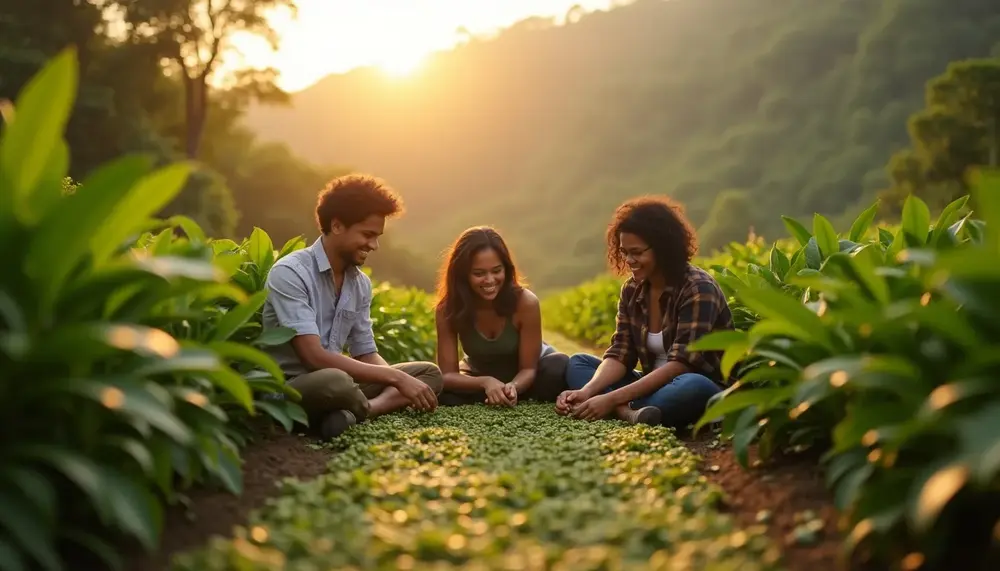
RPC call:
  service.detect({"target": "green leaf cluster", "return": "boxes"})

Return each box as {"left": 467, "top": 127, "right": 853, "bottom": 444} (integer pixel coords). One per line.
{"left": 0, "top": 49, "right": 316, "bottom": 571}
{"left": 691, "top": 178, "right": 997, "bottom": 568}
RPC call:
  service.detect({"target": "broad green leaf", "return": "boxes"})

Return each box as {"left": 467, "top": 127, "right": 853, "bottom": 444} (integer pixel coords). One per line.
{"left": 10, "top": 445, "right": 108, "bottom": 520}
{"left": 279, "top": 235, "right": 307, "bottom": 258}
{"left": 732, "top": 408, "right": 761, "bottom": 468}
{"left": 167, "top": 214, "right": 207, "bottom": 243}
{"left": 877, "top": 227, "right": 894, "bottom": 248}
{"left": 101, "top": 469, "right": 162, "bottom": 550}
{"left": 738, "top": 287, "right": 833, "bottom": 348}
{"left": 90, "top": 163, "right": 193, "bottom": 264}
{"left": 0, "top": 467, "right": 56, "bottom": 525}
{"left": 0, "top": 538, "right": 27, "bottom": 571}
{"left": 132, "top": 255, "right": 223, "bottom": 282}
{"left": 768, "top": 243, "right": 790, "bottom": 280}
{"left": 26, "top": 155, "right": 152, "bottom": 305}
{"left": 918, "top": 378, "right": 995, "bottom": 418}
{"left": 688, "top": 329, "right": 748, "bottom": 352}
{"left": 929, "top": 195, "right": 970, "bottom": 247}
{"left": 0, "top": 47, "right": 77, "bottom": 217}
{"left": 955, "top": 402, "right": 1000, "bottom": 485}
{"left": 803, "top": 238, "right": 822, "bottom": 269}
{"left": 781, "top": 215, "right": 812, "bottom": 246}
{"left": 910, "top": 459, "right": 970, "bottom": 533}
{"left": 886, "top": 227, "right": 907, "bottom": 261}
{"left": 210, "top": 290, "right": 269, "bottom": 341}
{"left": 848, "top": 200, "right": 879, "bottom": 242}
{"left": 694, "top": 386, "right": 791, "bottom": 432}
{"left": 253, "top": 326, "right": 296, "bottom": 347}
{"left": 969, "top": 169, "right": 1000, "bottom": 251}
{"left": 248, "top": 227, "right": 275, "bottom": 273}
{"left": 208, "top": 341, "right": 285, "bottom": 382}
{"left": 812, "top": 213, "right": 839, "bottom": 259}
{"left": 202, "top": 368, "right": 255, "bottom": 411}
{"left": 210, "top": 238, "right": 240, "bottom": 254}
{"left": 23, "top": 138, "right": 70, "bottom": 224}
{"left": 58, "top": 530, "right": 121, "bottom": 571}
{"left": 720, "top": 340, "right": 749, "bottom": 379}
{"left": 38, "top": 323, "right": 181, "bottom": 364}
{"left": 0, "top": 492, "right": 60, "bottom": 571}
{"left": 254, "top": 400, "right": 295, "bottom": 431}
{"left": 901, "top": 194, "right": 931, "bottom": 246}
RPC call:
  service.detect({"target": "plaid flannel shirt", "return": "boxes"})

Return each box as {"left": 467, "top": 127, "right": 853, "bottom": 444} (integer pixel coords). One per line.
{"left": 602, "top": 264, "right": 734, "bottom": 386}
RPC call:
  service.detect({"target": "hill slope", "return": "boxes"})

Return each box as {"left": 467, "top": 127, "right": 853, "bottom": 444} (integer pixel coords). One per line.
{"left": 246, "top": 0, "right": 1000, "bottom": 289}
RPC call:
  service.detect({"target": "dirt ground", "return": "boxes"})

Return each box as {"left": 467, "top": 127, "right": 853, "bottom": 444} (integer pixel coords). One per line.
{"left": 682, "top": 428, "right": 846, "bottom": 571}
{"left": 124, "top": 425, "right": 330, "bottom": 571}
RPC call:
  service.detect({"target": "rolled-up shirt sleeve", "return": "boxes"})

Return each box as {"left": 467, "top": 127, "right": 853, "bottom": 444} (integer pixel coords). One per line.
{"left": 666, "top": 279, "right": 725, "bottom": 373}
{"left": 265, "top": 265, "right": 319, "bottom": 337}
{"left": 602, "top": 280, "right": 639, "bottom": 371}
{"left": 347, "top": 281, "right": 377, "bottom": 358}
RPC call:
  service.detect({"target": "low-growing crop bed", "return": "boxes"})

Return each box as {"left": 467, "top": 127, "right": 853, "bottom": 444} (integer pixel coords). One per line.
{"left": 171, "top": 404, "right": 783, "bottom": 571}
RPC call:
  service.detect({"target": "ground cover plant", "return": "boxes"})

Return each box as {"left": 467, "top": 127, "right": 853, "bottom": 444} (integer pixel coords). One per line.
{"left": 171, "top": 404, "right": 782, "bottom": 571}
{"left": 689, "top": 177, "right": 999, "bottom": 569}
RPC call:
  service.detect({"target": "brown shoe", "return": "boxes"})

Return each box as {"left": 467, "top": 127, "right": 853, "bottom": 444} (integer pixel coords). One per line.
{"left": 618, "top": 405, "right": 661, "bottom": 426}
{"left": 319, "top": 410, "right": 357, "bottom": 439}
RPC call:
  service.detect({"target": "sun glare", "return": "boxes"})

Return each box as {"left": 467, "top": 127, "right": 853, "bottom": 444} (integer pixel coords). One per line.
{"left": 375, "top": 51, "right": 429, "bottom": 78}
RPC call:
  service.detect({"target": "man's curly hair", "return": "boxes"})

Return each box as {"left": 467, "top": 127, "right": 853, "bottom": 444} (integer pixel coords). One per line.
{"left": 315, "top": 174, "right": 404, "bottom": 234}
{"left": 606, "top": 196, "right": 698, "bottom": 282}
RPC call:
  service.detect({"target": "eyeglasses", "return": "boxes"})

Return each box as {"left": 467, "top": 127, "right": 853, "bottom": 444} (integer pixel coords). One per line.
{"left": 618, "top": 246, "right": 651, "bottom": 260}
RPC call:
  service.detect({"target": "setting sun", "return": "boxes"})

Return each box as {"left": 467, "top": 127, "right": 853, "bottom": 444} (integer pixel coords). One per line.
{"left": 226, "top": 0, "right": 620, "bottom": 91}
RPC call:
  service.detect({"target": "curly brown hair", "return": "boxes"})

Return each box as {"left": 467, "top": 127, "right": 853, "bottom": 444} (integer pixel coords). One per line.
{"left": 606, "top": 196, "right": 698, "bottom": 282}
{"left": 315, "top": 174, "right": 404, "bottom": 234}
{"left": 435, "top": 226, "right": 524, "bottom": 331}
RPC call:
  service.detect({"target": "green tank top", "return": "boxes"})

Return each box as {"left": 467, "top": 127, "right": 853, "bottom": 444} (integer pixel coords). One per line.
{"left": 458, "top": 320, "right": 520, "bottom": 382}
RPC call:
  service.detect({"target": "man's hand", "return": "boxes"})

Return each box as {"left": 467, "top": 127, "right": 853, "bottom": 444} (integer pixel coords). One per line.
{"left": 570, "top": 393, "right": 615, "bottom": 421}
{"left": 392, "top": 370, "right": 438, "bottom": 412}
{"left": 555, "top": 388, "right": 591, "bottom": 416}
{"left": 483, "top": 377, "right": 513, "bottom": 407}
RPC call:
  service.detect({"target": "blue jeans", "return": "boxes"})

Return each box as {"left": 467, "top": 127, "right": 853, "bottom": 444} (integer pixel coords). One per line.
{"left": 564, "top": 353, "right": 722, "bottom": 428}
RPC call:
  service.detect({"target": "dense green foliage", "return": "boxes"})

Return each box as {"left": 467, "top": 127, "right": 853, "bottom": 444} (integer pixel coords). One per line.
{"left": 0, "top": 51, "right": 438, "bottom": 571}
{"left": 688, "top": 175, "right": 998, "bottom": 568}
{"left": 540, "top": 161, "right": 1000, "bottom": 568}
{"left": 247, "top": 0, "right": 1000, "bottom": 289}
{"left": 172, "top": 404, "right": 782, "bottom": 570}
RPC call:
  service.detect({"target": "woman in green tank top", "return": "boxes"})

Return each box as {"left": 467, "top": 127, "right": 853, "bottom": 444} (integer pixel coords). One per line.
{"left": 435, "top": 227, "right": 569, "bottom": 406}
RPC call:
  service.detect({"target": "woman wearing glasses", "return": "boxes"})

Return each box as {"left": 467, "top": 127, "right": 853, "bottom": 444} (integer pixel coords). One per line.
{"left": 556, "top": 196, "right": 733, "bottom": 427}
{"left": 435, "top": 226, "right": 569, "bottom": 407}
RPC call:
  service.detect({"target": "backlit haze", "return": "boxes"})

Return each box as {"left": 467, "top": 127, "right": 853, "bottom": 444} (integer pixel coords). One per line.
{"left": 229, "top": 0, "right": 622, "bottom": 91}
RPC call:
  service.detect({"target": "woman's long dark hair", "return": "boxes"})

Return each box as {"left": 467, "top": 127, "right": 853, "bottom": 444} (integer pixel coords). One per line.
{"left": 435, "top": 226, "right": 524, "bottom": 331}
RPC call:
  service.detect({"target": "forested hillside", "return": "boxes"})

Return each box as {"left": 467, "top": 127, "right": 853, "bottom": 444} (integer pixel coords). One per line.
{"left": 246, "top": 0, "right": 1000, "bottom": 289}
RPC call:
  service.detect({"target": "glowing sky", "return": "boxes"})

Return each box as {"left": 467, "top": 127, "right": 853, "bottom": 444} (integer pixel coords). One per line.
{"left": 228, "top": 0, "right": 621, "bottom": 91}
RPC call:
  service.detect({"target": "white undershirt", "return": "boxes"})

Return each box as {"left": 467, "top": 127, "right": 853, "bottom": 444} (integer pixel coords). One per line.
{"left": 646, "top": 331, "right": 670, "bottom": 369}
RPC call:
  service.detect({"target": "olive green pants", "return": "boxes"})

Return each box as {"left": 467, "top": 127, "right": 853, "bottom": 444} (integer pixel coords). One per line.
{"left": 287, "top": 361, "right": 443, "bottom": 426}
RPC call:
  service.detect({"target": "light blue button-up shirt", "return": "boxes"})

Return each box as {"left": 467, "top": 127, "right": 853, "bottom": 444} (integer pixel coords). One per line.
{"left": 261, "top": 236, "right": 377, "bottom": 378}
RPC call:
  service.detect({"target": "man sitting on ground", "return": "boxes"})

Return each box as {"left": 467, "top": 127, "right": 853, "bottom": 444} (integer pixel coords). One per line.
{"left": 262, "top": 174, "right": 443, "bottom": 439}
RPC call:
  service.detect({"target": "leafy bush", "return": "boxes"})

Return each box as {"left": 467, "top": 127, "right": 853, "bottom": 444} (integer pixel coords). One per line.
{"left": 691, "top": 175, "right": 998, "bottom": 569}
{"left": 0, "top": 49, "right": 307, "bottom": 571}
